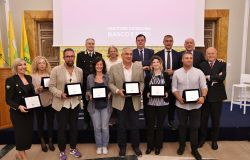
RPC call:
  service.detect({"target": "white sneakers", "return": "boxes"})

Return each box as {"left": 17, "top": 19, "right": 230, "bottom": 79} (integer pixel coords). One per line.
{"left": 96, "top": 147, "right": 102, "bottom": 154}
{"left": 102, "top": 147, "right": 108, "bottom": 154}
{"left": 96, "top": 147, "right": 108, "bottom": 155}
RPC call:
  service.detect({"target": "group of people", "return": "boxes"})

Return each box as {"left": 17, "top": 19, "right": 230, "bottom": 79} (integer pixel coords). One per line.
{"left": 5, "top": 34, "right": 227, "bottom": 160}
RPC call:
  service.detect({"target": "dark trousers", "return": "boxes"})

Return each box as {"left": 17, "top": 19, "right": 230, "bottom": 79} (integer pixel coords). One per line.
{"left": 35, "top": 105, "right": 55, "bottom": 139}
{"left": 200, "top": 101, "right": 223, "bottom": 142}
{"left": 117, "top": 97, "right": 140, "bottom": 149}
{"left": 168, "top": 92, "right": 176, "bottom": 123}
{"left": 176, "top": 107, "right": 201, "bottom": 151}
{"left": 56, "top": 106, "right": 79, "bottom": 152}
{"left": 144, "top": 105, "right": 168, "bottom": 149}
{"left": 84, "top": 100, "right": 91, "bottom": 126}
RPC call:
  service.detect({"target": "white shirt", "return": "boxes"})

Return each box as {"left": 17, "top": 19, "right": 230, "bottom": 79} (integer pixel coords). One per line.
{"left": 123, "top": 63, "right": 133, "bottom": 82}
{"left": 63, "top": 69, "right": 80, "bottom": 109}
{"left": 172, "top": 67, "right": 207, "bottom": 110}
{"left": 105, "top": 58, "right": 122, "bottom": 72}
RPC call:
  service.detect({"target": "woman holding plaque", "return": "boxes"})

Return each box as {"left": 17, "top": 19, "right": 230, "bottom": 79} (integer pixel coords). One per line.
{"left": 5, "top": 58, "right": 36, "bottom": 160}
{"left": 86, "top": 57, "right": 112, "bottom": 155}
{"left": 31, "top": 56, "right": 55, "bottom": 152}
{"left": 143, "top": 56, "right": 171, "bottom": 155}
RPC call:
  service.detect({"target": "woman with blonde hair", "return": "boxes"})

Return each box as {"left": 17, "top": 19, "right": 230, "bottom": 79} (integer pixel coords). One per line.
{"left": 105, "top": 46, "right": 122, "bottom": 72}
{"left": 5, "top": 58, "right": 36, "bottom": 160}
{"left": 31, "top": 56, "right": 55, "bottom": 152}
{"left": 143, "top": 56, "right": 171, "bottom": 155}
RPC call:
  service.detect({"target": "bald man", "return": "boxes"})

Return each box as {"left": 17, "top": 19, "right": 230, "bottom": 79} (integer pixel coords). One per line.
{"left": 198, "top": 47, "right": 227, "bottom": 150}
{"left": 181, "top": 38, "right": 205, "bottom": 68}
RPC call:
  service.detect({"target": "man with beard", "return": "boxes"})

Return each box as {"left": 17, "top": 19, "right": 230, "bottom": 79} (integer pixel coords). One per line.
{"left": 49, "top": 48, "right": 83, "bottom": 160}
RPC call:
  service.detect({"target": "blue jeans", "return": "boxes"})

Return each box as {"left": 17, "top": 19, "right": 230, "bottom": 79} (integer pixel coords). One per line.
{"left": 90, "top": 107, "right": 111, "bottom": 147}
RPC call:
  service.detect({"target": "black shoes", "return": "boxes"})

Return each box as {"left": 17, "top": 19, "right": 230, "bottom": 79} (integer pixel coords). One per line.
{"left": 48, "top": 138, "right": 55, "bottom": 151}
{"left": 198, "top": 139, "right": 205, "bottom": 148}
{"left": 119, "top": 147, "right": 126, "bottom": 158}
{"left": 155, "top": 148, "right": 161, "bottom": 155}
{"left": 211, "top": 141, "right": 218, "bottom": 150}
{"left": 133, "top": 147, "right": 142, "bottom": 157}
{"left": 191, "top": 150, "right": 202, "bottom": 160}
{"left": 177, "top": 145, "right": 185, "bottom": 155}
{"left": 40, "top": 138, "right": 48, "bottom": 152}
{"left": 145, "top": 148, "right": 153, "bottom": 154}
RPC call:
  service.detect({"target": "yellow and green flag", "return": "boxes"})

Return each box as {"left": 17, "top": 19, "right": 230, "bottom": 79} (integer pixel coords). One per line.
{"left": 8, "top": 12, "right": 18, "bottom": 66}
{"left": 20, "top": 16, "right": 31, "bottom": 74}
{"left": 0, "top": 29, "right": 6, "bottom": 67}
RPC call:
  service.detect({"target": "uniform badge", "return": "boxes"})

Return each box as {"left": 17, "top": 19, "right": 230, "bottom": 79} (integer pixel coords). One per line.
{"left": 6, "top": 85, "right": 10, "bottom": 89}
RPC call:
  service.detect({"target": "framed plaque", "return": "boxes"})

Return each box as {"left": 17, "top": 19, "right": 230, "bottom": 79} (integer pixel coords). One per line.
{"left": 91, "top": 86, "right": 107, "bottom": 99}
{"left": 64, "top": 83, "right": 82, "bottom": 97}
{"left": 123, "top": 82, "right": 140, "bottom": 95}
{"left": 24, "top": 95, "right": 41, "bottom": 109}
{"left": 182, "top": 89, "right": 200, "bottom": 103}
{"left": 150, "top": 85, "right": 165, "bottom": 97}
{"left": 41, "top": 77, "right": 50, "bottom": 89}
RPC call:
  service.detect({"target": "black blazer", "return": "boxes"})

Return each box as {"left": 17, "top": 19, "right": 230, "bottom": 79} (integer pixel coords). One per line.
{"left": 155, "top": 49, "right": 181, "bottom": 71}
{"left": 199, "top": 60, "right": 227, "bottom": 102}
{"left": 132, "top": 48, "right": 154, "bottom": 66}
{"left": 5, "top": 75, "right": 35, "bottom": 110}
{"left": 143, "top": 72, "right": 171, "bottom": 105}
{"left": 181, "top": 50, "right": 205, "bottom": 68}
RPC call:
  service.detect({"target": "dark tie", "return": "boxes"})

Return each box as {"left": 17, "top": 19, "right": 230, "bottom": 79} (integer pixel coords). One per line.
{"left": 167, "top": 51, "right": 171, "bottom": 69}
{"left": 210, "top": 62, "right": 214, "bottom": 68}
{"left": 139, "top": 49, "right": 144, "bottom": 61}
{"left": 88, "top": 52, "right": 92, "bottom": 57}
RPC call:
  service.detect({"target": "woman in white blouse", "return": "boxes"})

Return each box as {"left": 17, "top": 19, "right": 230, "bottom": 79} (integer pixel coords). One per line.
{"left": 105, "top": 46, "right": 122, "bottom": 72}
{"left": 31, "top": 56, "right": 55, "bottom": 152}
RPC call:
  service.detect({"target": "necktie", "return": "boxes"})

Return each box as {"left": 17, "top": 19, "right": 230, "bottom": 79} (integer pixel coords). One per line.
{"left": 139, "top": 49, "right": 144, "bottom": 61}
{"left": 209, "top": 62, "right": 214, "bottom": 68}
{"left": 167, "top": 51, "right": 171, "bottom": 69}
{"left": 88, "top": 52, "right": 92, "bottom": 57}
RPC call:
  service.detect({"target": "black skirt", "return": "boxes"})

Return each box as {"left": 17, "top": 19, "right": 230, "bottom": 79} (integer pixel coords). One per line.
{"left": 10, "top": 109, "right": 33, "bottom": 151}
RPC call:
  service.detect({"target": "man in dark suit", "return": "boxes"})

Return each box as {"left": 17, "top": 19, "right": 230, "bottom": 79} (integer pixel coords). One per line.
{"left": 182, "top": 38, "right": 205, "bottom": 68}
{"left": 155, "top": 35, "right": 182, "bottom": 130}
{"left": 132, "top": 34, "right": 154, "bottom": 77}
{"left": 198, "top": 47, "right": 227, "bottom": 150}
{"left": 76, "top": 38, "right": 102, "bottom": 128}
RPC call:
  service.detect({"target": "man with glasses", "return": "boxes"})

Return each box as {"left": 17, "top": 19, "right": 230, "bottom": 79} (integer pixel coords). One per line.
{"left": 49, "top": 48, "right": 83, "bottom": 160}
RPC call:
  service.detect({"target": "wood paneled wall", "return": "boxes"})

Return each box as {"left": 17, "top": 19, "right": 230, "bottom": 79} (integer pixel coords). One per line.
{"left": 0, "top": 68, "right": 12, "bottom": 129}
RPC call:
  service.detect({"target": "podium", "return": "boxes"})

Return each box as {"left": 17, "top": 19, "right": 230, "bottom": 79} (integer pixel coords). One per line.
{"left": 0, "top": 68, "right": 13, "bottom": 129}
